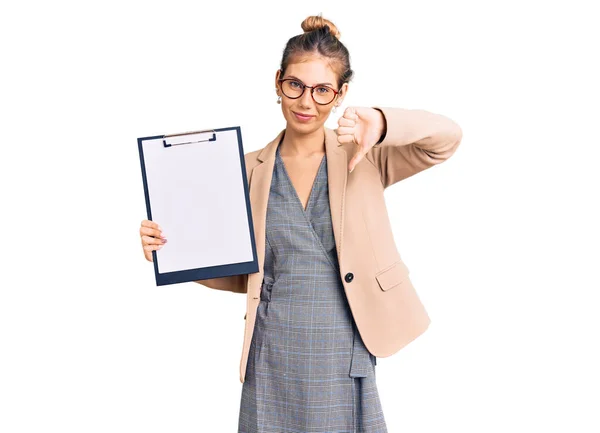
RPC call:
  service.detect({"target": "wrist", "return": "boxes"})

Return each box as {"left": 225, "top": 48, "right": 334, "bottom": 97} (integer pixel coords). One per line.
{"left": 373, "top": 108, "right": 387, "bottom": 144}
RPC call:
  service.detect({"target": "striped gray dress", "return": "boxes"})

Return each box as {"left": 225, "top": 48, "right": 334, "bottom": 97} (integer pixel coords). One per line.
{"left": 238, "top": 143, "right": 388, "bottom": 432}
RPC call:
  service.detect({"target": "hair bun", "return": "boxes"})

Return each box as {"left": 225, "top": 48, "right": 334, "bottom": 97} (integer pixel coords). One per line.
{"left": 301, "top": 15, "right": 341, "bottom": 39}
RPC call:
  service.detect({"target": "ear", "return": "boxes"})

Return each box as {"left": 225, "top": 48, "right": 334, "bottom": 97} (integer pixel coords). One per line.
{"left": 274, "top": 69, "right": 282, "bottom": 94}
{"left": 337, "top": 82, "right": 349, "bottom": 104}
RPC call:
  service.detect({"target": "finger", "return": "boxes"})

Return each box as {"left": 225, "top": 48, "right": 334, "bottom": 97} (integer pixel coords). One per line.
{"left": 336, "top": 126, "right": 355, "bottom": 136}
{"left": 337, "top": 116, "right": 355, "bottom": 127}
{"left": 140, "top": 226, "right": 165, "bottom": 239}
{"left": 141, "top": 220, "right": 162, "bottom": 231}
{"left": 349, "top": 153, "right": 364, "bottom": 172}
{"left": 336, "top": 134, "right": 355, "bottom": 144}
{"left": 351, "top": 145, "right": 370, "bottom": 166}
{"left": 343, "top": 107, "right": 358, "bottom": 121}
{"left": 142, "top": 235, "right": 167, "bottom": 246}
{"left": 143, "top": 243, "right": 163, "bottom": 252}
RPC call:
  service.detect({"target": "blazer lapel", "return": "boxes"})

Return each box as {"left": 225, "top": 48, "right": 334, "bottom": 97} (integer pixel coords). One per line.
{"left": 247, "top": 131, "right": 280, "bottom": 285}
{"left": 324, "top": 128, "right": 348, "bottom": 265}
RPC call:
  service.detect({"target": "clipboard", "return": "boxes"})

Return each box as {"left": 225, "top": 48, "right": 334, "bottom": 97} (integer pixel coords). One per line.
{"left": 137, "top": 126, "right": 258, "bottom": 286}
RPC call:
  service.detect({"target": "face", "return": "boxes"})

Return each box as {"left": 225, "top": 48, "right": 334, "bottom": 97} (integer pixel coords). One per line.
{"left": 275, "top": 55, "right": 348, "bottom": 135}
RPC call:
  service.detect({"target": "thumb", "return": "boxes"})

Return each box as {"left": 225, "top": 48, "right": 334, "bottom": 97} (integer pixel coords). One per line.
{"left": 349, "top": 152, "right": 363, "bottom": 173}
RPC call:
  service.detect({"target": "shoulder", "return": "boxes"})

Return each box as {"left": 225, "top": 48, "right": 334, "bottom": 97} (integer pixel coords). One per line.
{"left": 244, "top": 149, "right": 262, "bottom": 171}
{"left": 243, "top": 128, "right": 285, "bottom": 172}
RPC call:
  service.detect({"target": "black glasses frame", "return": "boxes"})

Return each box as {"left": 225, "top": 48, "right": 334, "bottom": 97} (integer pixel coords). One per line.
{"left": 277, "top": 78, "right": 340, "bottom": 105}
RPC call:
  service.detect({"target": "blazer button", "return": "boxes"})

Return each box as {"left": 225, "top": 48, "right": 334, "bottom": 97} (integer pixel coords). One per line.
{"left": 344, "top": 272, "right": 354, "bottom": 283}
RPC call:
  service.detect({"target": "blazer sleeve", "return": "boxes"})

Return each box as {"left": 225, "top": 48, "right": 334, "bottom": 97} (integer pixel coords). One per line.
{"left": 365, "top": 106, "right": 463, "bottom": 189}
{"left": 194, "top": 274, "right": 248, "bottom": 294}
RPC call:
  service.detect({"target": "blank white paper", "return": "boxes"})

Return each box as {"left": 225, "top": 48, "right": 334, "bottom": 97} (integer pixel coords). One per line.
{"left": 141, "top": 128, "right": 253, "bottom": 274}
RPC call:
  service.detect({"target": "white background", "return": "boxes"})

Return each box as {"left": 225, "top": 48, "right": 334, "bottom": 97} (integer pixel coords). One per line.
{"left": 1, "top": 1, "right": 599, "bottom": 432}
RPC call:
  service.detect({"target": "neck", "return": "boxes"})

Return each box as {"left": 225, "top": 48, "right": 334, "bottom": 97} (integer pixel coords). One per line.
{"left": 279, "top": 126, "right": 326, "bottom": 159}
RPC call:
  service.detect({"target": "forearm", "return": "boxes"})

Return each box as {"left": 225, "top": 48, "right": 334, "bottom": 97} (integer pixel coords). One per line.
{"left": 195, "top": 274, "right": 248, "bottom": 294}
{"left": 365, "top": 106, "right": 463, "bottom": 188}
{"left": 372, "top": 106, "right": 462, "bottom": 157}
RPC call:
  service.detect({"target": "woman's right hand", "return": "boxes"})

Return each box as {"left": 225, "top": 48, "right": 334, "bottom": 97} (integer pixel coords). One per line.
{"left": 140, "top": 219, "right": 167, "bottom": 262}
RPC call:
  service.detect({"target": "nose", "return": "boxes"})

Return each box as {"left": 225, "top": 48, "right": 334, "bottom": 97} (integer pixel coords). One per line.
{"left": 299, "top": 87, "right": 314, "bottom": 107}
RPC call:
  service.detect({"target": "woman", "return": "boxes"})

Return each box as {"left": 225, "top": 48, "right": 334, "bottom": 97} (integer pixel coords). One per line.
{"left": 140, "top": 15, "right": 462, "bottom": 433}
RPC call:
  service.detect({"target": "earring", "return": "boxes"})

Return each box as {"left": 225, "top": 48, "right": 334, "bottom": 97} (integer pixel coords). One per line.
{"left": 332, "top": 104, "right": 339, "bottom": 113}
{"left": 277, "top": 95, "right": 281, "bottom": 104}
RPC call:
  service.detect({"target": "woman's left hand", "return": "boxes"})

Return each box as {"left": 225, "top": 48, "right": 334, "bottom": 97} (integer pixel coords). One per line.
{"left": 335, "top": 107, "right": 386, "bottom": 173}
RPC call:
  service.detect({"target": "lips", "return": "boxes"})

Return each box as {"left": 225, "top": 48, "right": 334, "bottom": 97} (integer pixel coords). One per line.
{"left": 293, "top": 111, "right": 315, "bottom": 120}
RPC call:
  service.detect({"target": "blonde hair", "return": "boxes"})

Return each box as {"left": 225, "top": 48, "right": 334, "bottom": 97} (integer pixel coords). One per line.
{"left": 301, "top": 15, "right": 341, "bottom": 40}
{"left": 279, "top": 14, "right": 353, "bottom": 89}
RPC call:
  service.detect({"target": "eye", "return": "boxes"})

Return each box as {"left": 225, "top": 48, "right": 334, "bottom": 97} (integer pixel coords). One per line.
{"left": 289, "top": 80, "right": 302, "bottom": 88}
{"left": 316, "top": 86, "right": 331, "bottom": 94}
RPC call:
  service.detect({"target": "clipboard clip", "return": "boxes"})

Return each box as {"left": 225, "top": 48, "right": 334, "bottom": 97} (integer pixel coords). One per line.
{"left": 163, "top": 129, "right": 217, "bottom": 147}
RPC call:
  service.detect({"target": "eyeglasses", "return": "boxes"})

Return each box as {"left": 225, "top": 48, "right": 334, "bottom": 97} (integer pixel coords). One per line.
{"left": 277, "top": 78, "right": 340, "bottom": 105}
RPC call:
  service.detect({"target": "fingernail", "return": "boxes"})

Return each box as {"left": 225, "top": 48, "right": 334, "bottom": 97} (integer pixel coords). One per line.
{"left": 162, "top": 238, "right": 167, "bottom": 243}
{"left": 349, "top": 167, "right": 354, "bottom": 173}
{"left": 158, "top": 245, "right": 163, "bottom": 249}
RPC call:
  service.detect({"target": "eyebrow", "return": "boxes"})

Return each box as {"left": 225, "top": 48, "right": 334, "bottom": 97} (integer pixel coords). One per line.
{"left": 285, "top": 75, "right": 334, "bottom": 87}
